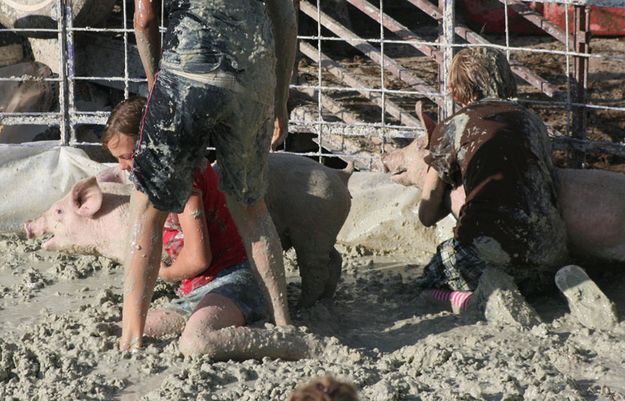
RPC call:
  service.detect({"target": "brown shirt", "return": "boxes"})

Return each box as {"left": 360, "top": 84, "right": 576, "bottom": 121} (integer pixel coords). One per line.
{"left": 426, "top": 99, "right": 567, "bottom": 268}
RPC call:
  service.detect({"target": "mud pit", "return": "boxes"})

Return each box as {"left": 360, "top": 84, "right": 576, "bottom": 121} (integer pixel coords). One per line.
{"left": 1, "top": 232, "right": 625, "bottom": 401}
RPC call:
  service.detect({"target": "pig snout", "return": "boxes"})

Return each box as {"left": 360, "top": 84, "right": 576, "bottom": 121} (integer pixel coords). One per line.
{"left": 24, "top": 218, "right": 46, "bottom": 239}
{"left": 381, "top": 149, "right": 406, "bottom": 175}
{"left": 24, "top": 221, "right": 34, "bottom": 239}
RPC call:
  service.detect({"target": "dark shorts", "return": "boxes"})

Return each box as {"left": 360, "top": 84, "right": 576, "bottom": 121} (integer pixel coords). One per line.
{"left": 417, "top": 238, "right": 555, "bottom": 294}
{"left": 166, "top": 260, "right": 268, "bottom": 324}
{"left": 132, "top": 0, "right": 275, "bottom": 213}
{"left": 132, "top": 68, "right": 273, "bottom": 213}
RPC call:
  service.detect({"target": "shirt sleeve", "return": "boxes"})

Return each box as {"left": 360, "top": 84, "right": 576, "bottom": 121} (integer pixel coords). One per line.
{"left": 424, "top": 121, "right": 461, "bottom": 188}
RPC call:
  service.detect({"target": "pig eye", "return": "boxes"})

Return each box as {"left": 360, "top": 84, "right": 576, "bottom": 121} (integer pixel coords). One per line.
{"left": 55, "top": 208, "right": 63, "bottom": 215}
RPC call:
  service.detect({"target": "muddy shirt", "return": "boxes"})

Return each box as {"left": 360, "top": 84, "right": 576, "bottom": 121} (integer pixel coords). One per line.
{"left": 425, "top": 99, "right": 568, "bottom": 269}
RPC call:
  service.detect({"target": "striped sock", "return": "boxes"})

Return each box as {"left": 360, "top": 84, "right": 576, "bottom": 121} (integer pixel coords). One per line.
{"left": 425, "top": 289, "right": 473, "bottom": 313}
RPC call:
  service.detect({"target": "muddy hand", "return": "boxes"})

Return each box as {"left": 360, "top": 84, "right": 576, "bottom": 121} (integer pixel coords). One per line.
{"left": 119, "top": 330, "right": 143, "bottom": 353}
{"left": 271, "top": 115, "right": 288, "bottom": 150}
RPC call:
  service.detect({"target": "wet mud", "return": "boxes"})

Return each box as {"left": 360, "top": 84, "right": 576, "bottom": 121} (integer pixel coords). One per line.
{"left": 1, "top": 233, "right": 624, "bottom": 400}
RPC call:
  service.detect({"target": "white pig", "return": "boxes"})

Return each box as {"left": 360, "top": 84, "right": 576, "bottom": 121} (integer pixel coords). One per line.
{"left": 24, "top": 176, "right": 131, "bottom": 262}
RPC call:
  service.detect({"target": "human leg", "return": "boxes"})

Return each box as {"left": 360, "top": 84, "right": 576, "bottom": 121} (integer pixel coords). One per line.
{"left": 179, "top": 294, "right": 245, "bottom": 356}
{"left": 174, "top": 261, "right": 267, "bottom": 355}
{"left": 226, "top": 196, "right": 290, "bottom": 325}
{"left": 144, "top": 309, "right": 186, "bottom": 338}
{"left": 416, "top": 239, "right": 486, "bottom": 313}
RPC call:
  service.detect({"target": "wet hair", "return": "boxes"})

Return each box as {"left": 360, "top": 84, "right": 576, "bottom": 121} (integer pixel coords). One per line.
{"left": 288, "top": 377, "right": 360, "bottom": 401}
{"left": 101, "top": 96, "right": 146, "bottom": 149}
{"left": 448, "top": 47, "right": 517, "bottom": 106}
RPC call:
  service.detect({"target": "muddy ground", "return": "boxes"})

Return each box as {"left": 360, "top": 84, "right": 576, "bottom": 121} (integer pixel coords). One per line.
{"left": 1, "top": 232, "right": 624, "bottom": 401}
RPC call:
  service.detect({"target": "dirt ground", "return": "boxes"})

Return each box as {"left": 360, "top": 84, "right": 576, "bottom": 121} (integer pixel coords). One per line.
{"left": 1, "top": 231, "right": 624, "bottom": 401}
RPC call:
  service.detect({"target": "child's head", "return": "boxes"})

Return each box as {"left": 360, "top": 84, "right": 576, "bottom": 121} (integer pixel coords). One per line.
{"left": 102, "top": 96, "right": 146, "bottom": 171}
{"left": 288, "top": 376, "right": 359, "bottom": 401}
{"left": 448, "top": 47, "right": 517, "bottom": 106}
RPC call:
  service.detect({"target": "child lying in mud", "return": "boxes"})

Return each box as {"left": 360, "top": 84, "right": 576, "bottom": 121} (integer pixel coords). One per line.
{"left": 409, "top": 47, "right": 568, "bottom": 312}
{"left": 102, "top": 98, "right": 267, "bottom": 355}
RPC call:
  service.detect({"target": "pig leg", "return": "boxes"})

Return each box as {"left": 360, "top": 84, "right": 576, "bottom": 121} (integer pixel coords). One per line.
{"left": 297, "top": 249, "right": 332, "bottom": 307}
{"left": 322, "top": 247, "right": 342, "bottom": 299}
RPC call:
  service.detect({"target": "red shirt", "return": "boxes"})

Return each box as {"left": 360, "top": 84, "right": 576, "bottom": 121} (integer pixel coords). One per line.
{"left": 162, "top": 163, "right": 248, "bottom": 295}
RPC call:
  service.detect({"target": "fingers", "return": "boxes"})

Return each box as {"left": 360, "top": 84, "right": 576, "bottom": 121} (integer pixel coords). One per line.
{"left": 119, "top": 335, "right": 143, "bottom": 352}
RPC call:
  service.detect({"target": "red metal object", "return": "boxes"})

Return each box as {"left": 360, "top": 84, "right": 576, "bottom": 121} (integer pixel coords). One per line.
{"left": 458, "top": 0, "right": 544, "bottom": 34}
{"left": 460, "top": 0, "right": 625, "bottom": 37}
{"left": 544, "top": 4, "right": 625, "bottom": 37}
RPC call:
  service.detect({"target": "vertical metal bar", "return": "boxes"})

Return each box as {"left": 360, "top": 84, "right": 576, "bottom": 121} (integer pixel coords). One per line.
{"left": 572, "top": 4, "right": 589, "bottom": 168}
{"left": 57, "top": 0, "right": 68, "bottom": 145}
{"left": 123, "top": 0, "right": 130, "bottom": 99}
{"left": 65, "top": 0, "right": 76, "bottom": 143}
{"left": 441, "top": 0, "right": 455, "bottom": 119}
{"left": 563, "top": 1, "right": 573, "bottom": 153}
{"left": 379, "top": 0, "right": 386, "bottom": 154}
{"left": 503, "top": 0, "right": 510, "bottom": 60}
{"left": 316, "top": 0, "right": 323, "bottom": 161}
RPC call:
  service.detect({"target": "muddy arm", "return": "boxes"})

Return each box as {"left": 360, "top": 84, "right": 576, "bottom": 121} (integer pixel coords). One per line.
{"left": 134, "top": 0, "right": 161, "bottom": 90}
{"left": 120, "top": 189, "right": 168, "bottom": 351}
{"left": 266, "top": 0, "right": 297, "bottom": 149}
{"left": 419, "top": 168, "right": 452, "bottom": 227}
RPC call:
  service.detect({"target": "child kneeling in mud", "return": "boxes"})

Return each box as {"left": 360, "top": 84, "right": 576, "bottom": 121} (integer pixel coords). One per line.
{"left": 415, "top": 47, "right": 568, "bottom": 312}
{"left": 102, "top": 97, "right": 267, "bottom": 355}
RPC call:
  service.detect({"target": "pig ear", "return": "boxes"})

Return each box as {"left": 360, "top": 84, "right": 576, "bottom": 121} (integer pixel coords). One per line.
{"left": 71, "top": 176, "right": 103, "bottom": 217}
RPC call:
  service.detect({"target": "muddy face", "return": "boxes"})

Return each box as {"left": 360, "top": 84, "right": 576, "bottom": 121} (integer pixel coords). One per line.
{"left": 381, "top": 138, "right": 429, "bottom": 188}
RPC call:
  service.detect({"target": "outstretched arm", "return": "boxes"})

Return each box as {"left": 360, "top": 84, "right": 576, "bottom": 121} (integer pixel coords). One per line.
{"left": 134, "top": 0, "right": 161, "bottom": 90}
{"left": 159, "top": 192, "right": 213, "bottom": 282}
{"left": 265, "top": 0, "right": 297, "bottom": 149}
{"left": 120, "top": 189, "right": 168, "bottom": 351}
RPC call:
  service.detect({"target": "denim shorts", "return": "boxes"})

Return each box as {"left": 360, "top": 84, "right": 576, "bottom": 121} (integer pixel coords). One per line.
{"left": 166, "top": 261, "right": 268, "bottom": 324}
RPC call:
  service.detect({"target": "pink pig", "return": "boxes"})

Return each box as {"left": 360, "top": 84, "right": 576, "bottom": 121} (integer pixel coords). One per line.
{"left": 24, "top": 176, "right": 131, "bottom": 263}
{"left": 382, "top": 102, "right": 625, "bottom": 262}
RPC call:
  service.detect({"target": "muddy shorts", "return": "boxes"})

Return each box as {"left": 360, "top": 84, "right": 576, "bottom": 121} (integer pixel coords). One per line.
{"left": 166, "top": 260, "right": 268, "bottom": 324}
{"left": 416, "top": 238, "right": 487, "bottom": 292}
{"left": 132, "top": 67, "right": 273, "bottom": 213}
{"left": 417, "top": 238, "right": 556, "bottom": 294}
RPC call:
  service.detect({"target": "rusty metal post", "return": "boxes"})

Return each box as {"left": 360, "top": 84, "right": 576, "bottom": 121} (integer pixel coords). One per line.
{"left": 571, "top": 4, "right": 590, "bottom": 168}
{"left": 440, "top": 0, "right": 455, "bottom": 120}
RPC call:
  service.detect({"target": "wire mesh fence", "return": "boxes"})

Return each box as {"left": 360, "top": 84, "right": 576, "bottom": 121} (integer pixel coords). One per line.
{"left": 0, "top": 0, "right": 624, "bottom": 170}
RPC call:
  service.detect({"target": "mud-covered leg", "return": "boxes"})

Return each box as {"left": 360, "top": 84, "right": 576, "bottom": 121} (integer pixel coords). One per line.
{"left": 321, "top": 247, "right": 342, "bottom": 299}
{"left": 297, "top": 251, "right": 331, "bottom": 307}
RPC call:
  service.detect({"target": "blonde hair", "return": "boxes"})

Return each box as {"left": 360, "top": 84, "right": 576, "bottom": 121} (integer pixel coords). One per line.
{"left": 448, "top": 47, "right": 517, "bottom": 106}
{"left": 288, "top": 377, "right": 359, "bottom": 401}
